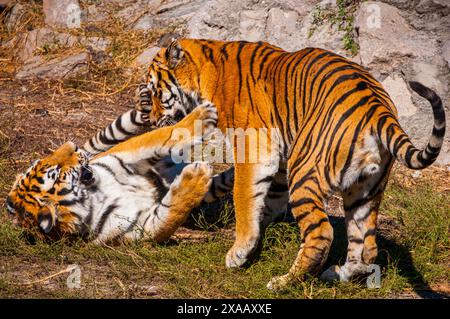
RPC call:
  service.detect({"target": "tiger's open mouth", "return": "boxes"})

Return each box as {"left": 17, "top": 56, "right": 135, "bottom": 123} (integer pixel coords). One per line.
{"left": 79, "top": 164, "right": 95, "bottom": 186}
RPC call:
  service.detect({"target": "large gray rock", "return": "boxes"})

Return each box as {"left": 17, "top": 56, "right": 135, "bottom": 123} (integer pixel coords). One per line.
{"left": 355, "top": 1, "right": 441, "bottom": 74}
{"left": 415, "top": 0, "right": 450, "bottom": 14}
{"left": 187, "top": 0, "right": 347, "bottom": 53}
{"left": 134, "top": 46, "right": 161, "bottom": 68}
{"left": 381, "top": 74, "right": 417, "bottom": 117}
{"left": 271, "top": 0, "right": 318, "bottom": 16}
{"left": 43, "top": 0, "right": 82, "bottom": 28}
{"left": 133, "top": 0, "right": 205, "bottom": 30}
{"left": 265, "top": 8, "right": 302, "bottom": 52}
{"left": 115, "top": 0, "right": 162, "bottom": 27}
{"left": 239, "top": 10, "right": 267, "bottom": 42}
{"left": 16, "top": 52, "right": 89, "bottom": 80}
{"left": 187, "top": 0, "right": 244, "bottom": 40}
{"left": 441, "top": 37, "right": 450, "bottom": 69}
{"left": 4, "top": 2, "right": 24, "bottom": 31}
{"left": 0, "top": 0, "right": 15, "bottom": 6}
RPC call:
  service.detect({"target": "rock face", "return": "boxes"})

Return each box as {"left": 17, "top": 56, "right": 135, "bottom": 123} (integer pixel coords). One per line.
{"left": 0, "top": 0, "right": 15, "bottom": 6}
{"left": 355, "top": 1, "right": 441, "bottom": 74}
{"left": 239, "top": 10, "right": 267, "bottom": 42}
{"left": 186, "top": 0, "right": 349, "bottom": 53}
{"left": 4, "top": 1, "right": 23, "bottom": 30}
{"left": 355, "top": 1, "right": 449, "bottom": 165}
{"left": 134, "top": 46, "right": 161, "bottom": 68}
{"left": 4, "top": 0, "right": 450, "bottom": 166}
{"left": 133, "top": 0, "right": 204, "bottom": 30}
{"left": 16, "top": 52, "right": 89, "bottom": 80}
{"left": 43, "top": 0, "right": 82, "bottom": 28}
{"left": 381, "top": 75, "right": 417, "bottom": 118}
{"left": 443, "top": 39, "right": 450, "bottom": 69}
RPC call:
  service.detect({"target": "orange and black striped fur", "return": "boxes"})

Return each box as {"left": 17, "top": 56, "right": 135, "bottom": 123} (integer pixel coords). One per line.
{"left": 141, "top": 39, "right": 446, "bottom": 290}
{"left": 6, "top": 104, "right": 230, "bottom": 243}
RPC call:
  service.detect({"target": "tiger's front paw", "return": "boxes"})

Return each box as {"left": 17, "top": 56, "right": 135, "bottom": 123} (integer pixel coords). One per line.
{"left": 225, "top": 239, "right": 258, "bottom": 268}
{"left": 170, "top": 162, "right": 213, "bottom": 207}
{"left": 136, "top": 83, "right": 152, "bottom": 113}
{"left": 192, "top": 102, "right": 218, "bottom": 132}
{"left": 176, "top": 102, "right": 218, "bottom": 136}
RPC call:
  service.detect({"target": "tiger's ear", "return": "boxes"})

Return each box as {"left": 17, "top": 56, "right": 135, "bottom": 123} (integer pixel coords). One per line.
{"left": 166, "top": 40, "right": 184, "bottom": 69}
{"left": 37, "top": 206, "right": 56, "bottom": 234}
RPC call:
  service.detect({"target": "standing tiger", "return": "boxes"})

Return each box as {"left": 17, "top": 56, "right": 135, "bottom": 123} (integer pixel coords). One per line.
{"left": 6, "top": 103, "right": 235, "bottom": 243}
{"left": 139, "top": 39, "right": 446, "bottom": 290}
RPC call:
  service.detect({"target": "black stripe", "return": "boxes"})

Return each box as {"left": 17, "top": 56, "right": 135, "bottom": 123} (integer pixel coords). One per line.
{"left": 58, "top": 199, "right": 79, "bottom": 206}
{"left": 257, "top": 49, "right": 278, "bottom": 81}
{"left": 57, "top": 187, "right": 72, "bottom": 196}
{"left": 432, "top": 125, "right": 445, "bottom": 138}
{"left": 236, "top": 41, "right": 247, "bottom": 102}
{"left": 145, "top": 168, "right": 168, "bottom": 202}
{"left": 115, "top": 114, "right": 136, "bottom": 136}
{"left": 88, "top": 138, "right": 102, "bottom": 152}
{"left": 111, "top": 155, "right": 134, "bottom": 175}
{"left": 303, "top": 217, "right": 329, "bottom": 238}
{"left": 91, "top": 163, "right": 128, "bottom": 186}
{"left": 249, "top": 42, "right": 263, "bottom": 84}
{"left": 290, "top": 197, "right": 316, "bottom": 209}
{"left": 94, "top": 203, "right": 118, "bottom": 237}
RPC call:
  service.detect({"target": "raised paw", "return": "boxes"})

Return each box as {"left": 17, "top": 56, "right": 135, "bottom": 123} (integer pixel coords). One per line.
{"left": 170, "top": 162, "right": 213, "bottom": 206}
{"left": 173, "top": 102, "right": 218, "bottom": 142}
{"left": 136, "top": 83, "right": 152, "bottom": 113}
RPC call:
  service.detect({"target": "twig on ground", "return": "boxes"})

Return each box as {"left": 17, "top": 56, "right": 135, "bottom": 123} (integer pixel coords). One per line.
{"left": 18, "top": 265, "right": 78, "bottom": 286}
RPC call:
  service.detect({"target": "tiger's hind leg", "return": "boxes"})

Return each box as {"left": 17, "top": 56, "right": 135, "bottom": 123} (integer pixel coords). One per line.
{"left": 321, "top": 160, "right": 393, "bottom": 282}
{"left": 267, "top": 164, "right": 333, "bottom": 291}
{"left": 143, "top": 162, "right": 213, "bottom": 243}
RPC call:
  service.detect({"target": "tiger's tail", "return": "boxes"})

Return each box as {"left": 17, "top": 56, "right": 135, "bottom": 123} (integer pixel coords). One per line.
{"left": 83, "top": 110, "right": 151, "bottom": 157}
{"left": 380, "top": 81, "right": 446, "bottom": 169}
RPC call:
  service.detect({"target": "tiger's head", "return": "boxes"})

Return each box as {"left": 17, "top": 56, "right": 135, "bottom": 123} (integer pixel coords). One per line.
{"left": 6, "top": 142, "right": 93, "bottom": 238}
{"left": 143, "top": 39, "right": 216, "bottom": 127}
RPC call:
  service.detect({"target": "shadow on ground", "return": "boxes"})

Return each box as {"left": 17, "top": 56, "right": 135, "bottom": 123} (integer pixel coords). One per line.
{"left": 189, "top": 201, "right": 448, "bottom": 299}
{"left": 323, "top": 215, "right": 446, "bottom": 299}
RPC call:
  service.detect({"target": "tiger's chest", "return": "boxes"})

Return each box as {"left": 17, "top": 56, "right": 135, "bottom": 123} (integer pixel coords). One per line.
{"left": 72, "top": 157, "right": 178, "bottom": 241}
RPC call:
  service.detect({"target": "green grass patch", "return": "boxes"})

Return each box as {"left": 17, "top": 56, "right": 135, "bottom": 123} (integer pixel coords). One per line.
{"left": 308, "top": 0, "right": 361, "bottom": 56}
{"left": 0, "top": 171, "right": 448, "bottom": 298}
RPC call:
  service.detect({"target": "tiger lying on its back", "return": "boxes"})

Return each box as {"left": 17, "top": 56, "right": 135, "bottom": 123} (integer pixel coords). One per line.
{"left": 139, "top": 39, "right": 446, "bottom": 290}
{"left": 6, "top": 103, "right": 233, "bottom": 243}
